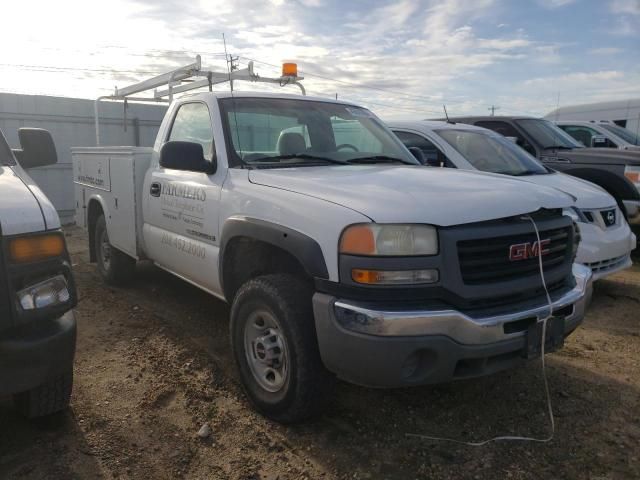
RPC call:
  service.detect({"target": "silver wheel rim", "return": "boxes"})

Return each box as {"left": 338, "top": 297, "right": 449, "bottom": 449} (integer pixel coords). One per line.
{"left": 244, "top": 309, "right": 288, "bottom": 393}
{"left": 99, "top": 229, "right": 112, "bottom": 271}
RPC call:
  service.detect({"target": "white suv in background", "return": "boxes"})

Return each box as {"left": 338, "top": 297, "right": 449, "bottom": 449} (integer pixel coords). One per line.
{"left": 555, "top": 120, "right": 640, "bottom": 151}
{"left": 389, "top": 120, "right": 636, "bottom": 280}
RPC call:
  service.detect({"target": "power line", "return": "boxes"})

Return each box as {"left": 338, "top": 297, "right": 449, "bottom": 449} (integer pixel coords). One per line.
{"left": 239, "top": 56, "right": 449, "bottom": 106}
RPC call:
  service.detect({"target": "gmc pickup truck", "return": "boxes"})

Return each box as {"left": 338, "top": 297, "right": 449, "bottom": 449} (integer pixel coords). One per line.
{"left": 73, "top": 63, "right": 592, "bottom": 422}
{"left": 1, "top": 127, "right": 77, "bottom": 417}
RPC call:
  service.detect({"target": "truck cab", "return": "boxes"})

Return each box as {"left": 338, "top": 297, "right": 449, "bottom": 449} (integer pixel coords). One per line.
{"left": 0, "top": 128, "right": 77, "bottom": 418}
{"left": 74, "top": 59, "right": 593, "bottom": 423}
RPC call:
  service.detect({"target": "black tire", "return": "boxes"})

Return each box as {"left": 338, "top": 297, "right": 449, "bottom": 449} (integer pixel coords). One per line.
{"left": 13, "top": 370, "right": 73, "bottom": 418}
{"left": 94, "top": 214, "right": 136, "bottom": 286}
{"left": 230, "top": 274, "right": 335, "bottom": 423}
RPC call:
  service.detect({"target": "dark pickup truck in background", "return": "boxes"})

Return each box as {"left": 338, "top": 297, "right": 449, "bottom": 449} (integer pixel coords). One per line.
{"left": 439, "top": 116, "right": 640, "bottom": 222}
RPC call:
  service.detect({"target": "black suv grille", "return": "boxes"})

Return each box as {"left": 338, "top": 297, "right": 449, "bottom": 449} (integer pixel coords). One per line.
{"left": 458, "top": 225, "right": 573, "bottom": 285}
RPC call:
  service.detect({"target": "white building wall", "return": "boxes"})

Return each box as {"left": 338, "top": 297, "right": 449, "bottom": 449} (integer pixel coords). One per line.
{"left": 0, "top": 93, "right": 167, "bottom": 224}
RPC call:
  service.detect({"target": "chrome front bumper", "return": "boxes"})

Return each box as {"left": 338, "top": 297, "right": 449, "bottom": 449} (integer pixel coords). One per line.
{"left": 322, "top": 263, "right": 592, "bottom": 346}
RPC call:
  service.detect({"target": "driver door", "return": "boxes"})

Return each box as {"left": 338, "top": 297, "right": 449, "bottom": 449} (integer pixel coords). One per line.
{"left": 143, "top": 101, "right": 224, "bottom": 294}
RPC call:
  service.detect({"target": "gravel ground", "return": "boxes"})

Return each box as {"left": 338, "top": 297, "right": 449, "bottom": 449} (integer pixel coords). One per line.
{"left": 1, "top": 226, "right": 639, "bottom": 480}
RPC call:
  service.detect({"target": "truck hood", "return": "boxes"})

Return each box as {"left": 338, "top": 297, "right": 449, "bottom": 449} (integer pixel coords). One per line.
{"left": 0, "top": 166, "right": 55, "bottom": 235}
{"left": 543, "top": 147, "right": 640, "bottom": 166}
{"left": 248, "top": 165, "right": 575, "bottom": 226}
{"left": 518, "top": 172, "right": 615, "bottom": 210}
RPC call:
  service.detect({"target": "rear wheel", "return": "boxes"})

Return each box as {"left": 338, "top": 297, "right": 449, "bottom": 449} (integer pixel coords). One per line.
{"left": 230, "top": 274, "right": 335, "bottom": 423}
{"left": 94, "top": 214, "right": 136, "bottom": 285}
{"left": 13, "top": 370, "right": 73, "bottom": 418}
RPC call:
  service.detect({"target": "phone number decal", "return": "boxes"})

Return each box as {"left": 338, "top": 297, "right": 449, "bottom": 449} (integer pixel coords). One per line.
{"left": 161, "top": 233, "right": 206, "bottom": 259}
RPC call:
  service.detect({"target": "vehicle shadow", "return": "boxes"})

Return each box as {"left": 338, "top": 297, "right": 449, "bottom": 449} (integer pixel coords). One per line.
{"left": 0, "top": 398, "right": 105, "bottom": 479}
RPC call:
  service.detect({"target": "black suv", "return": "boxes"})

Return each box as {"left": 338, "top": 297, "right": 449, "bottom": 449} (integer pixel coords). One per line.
{"left": 439, "top": 116, "right": 640, "bottom": 221}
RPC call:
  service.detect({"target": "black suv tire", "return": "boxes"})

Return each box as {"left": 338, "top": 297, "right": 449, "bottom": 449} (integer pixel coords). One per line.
{"left": 13, "top": 370, "right": 73, "bottom": 418}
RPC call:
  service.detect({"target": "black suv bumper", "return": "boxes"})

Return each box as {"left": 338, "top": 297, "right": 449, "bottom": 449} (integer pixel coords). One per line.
{"left": 0, "top": 310, "right": 76, "bottom": 396}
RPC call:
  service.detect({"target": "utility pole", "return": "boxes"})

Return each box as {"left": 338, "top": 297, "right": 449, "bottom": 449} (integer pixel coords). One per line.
{"left": 488, "top": 105, "right": 500, "bottom": 116}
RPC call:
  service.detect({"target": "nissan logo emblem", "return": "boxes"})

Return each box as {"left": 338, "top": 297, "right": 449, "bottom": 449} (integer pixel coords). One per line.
{"left": 607, "top": 211, "right": 615, "bottom": 224}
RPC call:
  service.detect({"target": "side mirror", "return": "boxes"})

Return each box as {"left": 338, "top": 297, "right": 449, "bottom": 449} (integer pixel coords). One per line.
{"left": 160, "top": 141, "right": 216, "bottom": 174}
{"left": 408, "top": 147, "right": 426, "bottom": 165}
{"left": 591, "top": 135, "right": 607, "bottom": 148}
{"left": 13, "top": 128, "right": 57, "bottom": 169}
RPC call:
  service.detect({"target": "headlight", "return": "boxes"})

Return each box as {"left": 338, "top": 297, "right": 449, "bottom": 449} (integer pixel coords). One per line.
{"left": 8, "top": 233, "right": 65, "bottom": 263}
{"left": 562, "top": 207, "right": 588, "bottom": 223}
{"left": 340, "top": 224, "right": 438, "bottom": 256}
{"left": 625, "top": 165, "right": 640, "bottom": 190}
{"left": 17, "top": 274, "right": 70, "bottom": 310}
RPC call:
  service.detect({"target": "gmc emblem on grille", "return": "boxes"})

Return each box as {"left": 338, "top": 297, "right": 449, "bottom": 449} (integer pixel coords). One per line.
{"left": 509, "top": 239, "right": 551, "bottom": 261}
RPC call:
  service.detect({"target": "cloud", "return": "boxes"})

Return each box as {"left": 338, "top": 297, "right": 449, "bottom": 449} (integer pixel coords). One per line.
{"left": 536, "top": 0, "right": 578, "bottom": 8}
{"left": 589, "top": 47, "right": 622, "bottom": 55}
{"left": 610, "top": 0, "right": 640, "bottom": 15}
{"left": 0, "top": 0, "right": 638, "bottom": 120}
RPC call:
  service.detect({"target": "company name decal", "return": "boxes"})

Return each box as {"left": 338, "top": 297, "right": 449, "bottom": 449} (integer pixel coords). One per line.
{"left": 161, "top": 182, "right": 206, "bottom": 202}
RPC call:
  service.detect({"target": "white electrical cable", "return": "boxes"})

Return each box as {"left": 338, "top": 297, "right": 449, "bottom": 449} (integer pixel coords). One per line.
{"left": 406, "top": 214, "right": 556, "bottom": 445}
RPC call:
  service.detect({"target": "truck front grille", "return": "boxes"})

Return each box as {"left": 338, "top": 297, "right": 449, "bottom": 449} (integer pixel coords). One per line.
{"left": 457, "top": 225, "right": 573, "bottom": 285}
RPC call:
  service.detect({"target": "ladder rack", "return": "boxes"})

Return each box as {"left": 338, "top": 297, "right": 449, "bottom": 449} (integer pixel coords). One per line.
{"left": 94, "top": 55, "right": 305, "bottom": 145}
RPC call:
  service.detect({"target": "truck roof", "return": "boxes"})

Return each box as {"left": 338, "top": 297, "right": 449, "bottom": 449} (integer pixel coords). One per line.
{"left": 389, "top": 120, "right": 491, "bottom": 133}
{"left": 181, "top": 90, "right": 363, "bottom": 107}
{"left": 430, "top": 115, "right": 539, "bottom": 122}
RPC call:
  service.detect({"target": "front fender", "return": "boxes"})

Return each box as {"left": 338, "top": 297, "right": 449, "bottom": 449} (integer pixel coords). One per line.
{"left": 560, "top": 167, "right": 640, "bottom": 205}
{"left": 219, "top": 217, "right": 329, "bottom": 295}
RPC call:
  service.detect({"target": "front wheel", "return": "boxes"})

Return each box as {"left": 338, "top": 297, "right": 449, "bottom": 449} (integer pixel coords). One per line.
{"left": 94, "top": 214, "right": 136, "bottom": 286}
{"left": 230, "top": 274, "right": 335, "bottom": 423}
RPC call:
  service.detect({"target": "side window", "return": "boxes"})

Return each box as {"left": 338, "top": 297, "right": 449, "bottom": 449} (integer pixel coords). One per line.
{"left": 168, "top": 103, "right": 214, "bottom": 160}
{"left": 475, "top": 121, "right": 536, "bottom": 156}
{"left": 393, "top": 130, "right": 451, "bottom": 167}
{"left": 560, "top": 125, "right": 615, "bottom": 148}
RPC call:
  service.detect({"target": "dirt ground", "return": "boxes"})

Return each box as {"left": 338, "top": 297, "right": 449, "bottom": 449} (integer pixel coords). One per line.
{"left": 1, "top": 226, "right": 639, "bottom": 480}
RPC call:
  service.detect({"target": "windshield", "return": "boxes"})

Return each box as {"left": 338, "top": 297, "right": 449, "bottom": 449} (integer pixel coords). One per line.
{"left": 219, "top": 97, "right": 417, "bottom": 167}
{"left": 0, "top": 130, "right": 15, "bottom": 166}
{"left": 515, "top": 118, "right": 583, "bottom": 149}
{"left": 436, "top": 129, "right": 548, "bottom": 175}
{"left": 601, "top": 124, "right": 640, "bottom": 146}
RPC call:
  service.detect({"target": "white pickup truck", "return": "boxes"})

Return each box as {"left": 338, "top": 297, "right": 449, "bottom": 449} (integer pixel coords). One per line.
{"left": 1, "top": 127, "right": 77, "bottom": 418}
{"left": 73, "top": 64, "right": 592, "bottom": 422}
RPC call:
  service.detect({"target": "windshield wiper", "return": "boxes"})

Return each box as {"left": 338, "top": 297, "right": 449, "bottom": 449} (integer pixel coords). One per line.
{"left": 346, "top": 155, "right": 408, "bottom": 164}
{"left": 247, "top": 153, "right": 348, "bottom": 165}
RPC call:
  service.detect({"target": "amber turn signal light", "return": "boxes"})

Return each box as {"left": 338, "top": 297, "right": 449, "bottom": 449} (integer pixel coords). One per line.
{"left": 9, "top": 233, "right": 65, "bottom": 263}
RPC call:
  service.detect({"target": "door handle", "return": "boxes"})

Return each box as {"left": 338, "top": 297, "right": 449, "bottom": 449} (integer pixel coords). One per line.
{"left": 150, "top": 182, "right": 161, "bottom": 197}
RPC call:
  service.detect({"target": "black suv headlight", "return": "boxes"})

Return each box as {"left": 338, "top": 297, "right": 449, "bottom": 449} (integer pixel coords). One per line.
{"left": 3, "top": 231, "right": 77, "bottom": 322}
{"left": 17, "top": 274, "right": 70, "bottom": 310}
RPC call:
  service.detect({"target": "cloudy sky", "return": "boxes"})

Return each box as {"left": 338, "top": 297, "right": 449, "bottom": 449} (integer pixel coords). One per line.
{"left": 1, "top": 0, "right": 639, "bottom": 119}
